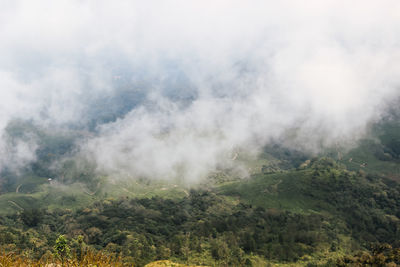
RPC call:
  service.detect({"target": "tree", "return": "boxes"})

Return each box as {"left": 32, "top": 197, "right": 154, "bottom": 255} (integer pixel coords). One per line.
{"left": 20, "top": 209, "right": 42, "bottom": 227}
{"left": 54, "top": 235, "right": 70, "bottom": 264}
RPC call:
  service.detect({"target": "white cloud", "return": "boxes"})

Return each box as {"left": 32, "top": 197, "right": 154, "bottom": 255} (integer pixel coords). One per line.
{"left": 0, "top": 0, "right": 400, "bottom": 179}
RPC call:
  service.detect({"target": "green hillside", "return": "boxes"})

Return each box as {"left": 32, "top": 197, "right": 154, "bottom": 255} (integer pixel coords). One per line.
{"left": 0, "top": 119, "right": 399, "bottom": 266}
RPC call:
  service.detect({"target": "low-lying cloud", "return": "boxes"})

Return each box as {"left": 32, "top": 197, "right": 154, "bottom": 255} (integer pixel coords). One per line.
{"left": 1, "top": 0, "right": 400, "bottom": 181}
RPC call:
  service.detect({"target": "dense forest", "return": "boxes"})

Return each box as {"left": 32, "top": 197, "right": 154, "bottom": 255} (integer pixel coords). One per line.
{"left": 1, "top": 117, "right": 400, "bottom": 266}
{"left": 1, "top": 153, "right": 400, "bottom": 266}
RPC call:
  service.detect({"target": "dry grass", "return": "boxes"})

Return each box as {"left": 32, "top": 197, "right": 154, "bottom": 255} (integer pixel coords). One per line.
{"left": 144, "top": 260, "right": 208, "bottom": 267}
{"left": 0, "top": 249, "right": 133, "bottom": 267}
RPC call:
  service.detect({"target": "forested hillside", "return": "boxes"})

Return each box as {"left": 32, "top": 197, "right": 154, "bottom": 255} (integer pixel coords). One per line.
{"left": 0, "top": 118, "right": 400, "bottom": 266}
{"left": 1, "top": 2, "right": 400, "bottom": 266}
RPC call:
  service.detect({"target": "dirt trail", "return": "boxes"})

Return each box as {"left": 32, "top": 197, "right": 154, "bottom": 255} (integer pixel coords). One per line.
{"left": 16, "top": 184, "right": 22, "bottom": 193}
{"left": 8, "top": 200, "right": 24, "bottom": 211}
{"left": 83, "top": 183, "right": 100, "bottom": 196}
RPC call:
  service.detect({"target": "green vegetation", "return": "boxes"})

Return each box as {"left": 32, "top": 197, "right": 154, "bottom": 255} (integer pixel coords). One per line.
{"left": 0, "top": 158, "right": 399, "bottom": 266}
{"left": 0, "top": 118, "right": 400, "bottom": 266}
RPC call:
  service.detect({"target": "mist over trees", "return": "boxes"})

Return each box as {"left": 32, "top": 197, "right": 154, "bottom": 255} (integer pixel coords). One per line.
{"left": 1, "top": 1, "right": 400, "bottom": 266}
{"left": 1, "top": 0, "right": 400, "bottom": 181}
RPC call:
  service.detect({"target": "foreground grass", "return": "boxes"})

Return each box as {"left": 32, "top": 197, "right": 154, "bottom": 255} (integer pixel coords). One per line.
{"left": 0, "top": 250, "right": 130, "bottom": 267}
{"left": 0, "top": 253, "right": 211, "bottom": 267}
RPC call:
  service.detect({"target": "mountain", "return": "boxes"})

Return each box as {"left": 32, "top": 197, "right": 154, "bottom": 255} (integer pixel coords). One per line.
{"left": 0, "top": 116, "right": 399, "bottom": 266}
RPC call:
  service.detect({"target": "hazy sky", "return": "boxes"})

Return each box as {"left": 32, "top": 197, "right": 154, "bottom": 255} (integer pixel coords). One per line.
{"left": 1, "top": 1, "right": 400, "bottom": 180}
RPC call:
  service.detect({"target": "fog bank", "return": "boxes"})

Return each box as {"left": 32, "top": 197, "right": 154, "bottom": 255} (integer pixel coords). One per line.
{"left": 1, "top": 0, "right": 400, "bottom": 180}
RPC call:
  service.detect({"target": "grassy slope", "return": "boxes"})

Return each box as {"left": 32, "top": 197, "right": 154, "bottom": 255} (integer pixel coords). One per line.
{"left": 340, "top": 119, "right": 400, "bottom": 178}
{"left": 341, "top": 139, "right": 400, "bottom": 177}
{"left": 0, "top": 178, "right": 191, "bottom": 215}
{"left": 216, "top": 171, "right": 313, "bottom": 212}
{"left": 1, "top": 132, "right": 397, "bottom": 216}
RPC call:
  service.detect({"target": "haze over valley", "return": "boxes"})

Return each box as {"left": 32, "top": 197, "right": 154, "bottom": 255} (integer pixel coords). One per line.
{"left": 1, "top": 1, "right": 400, "bottom": 266}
